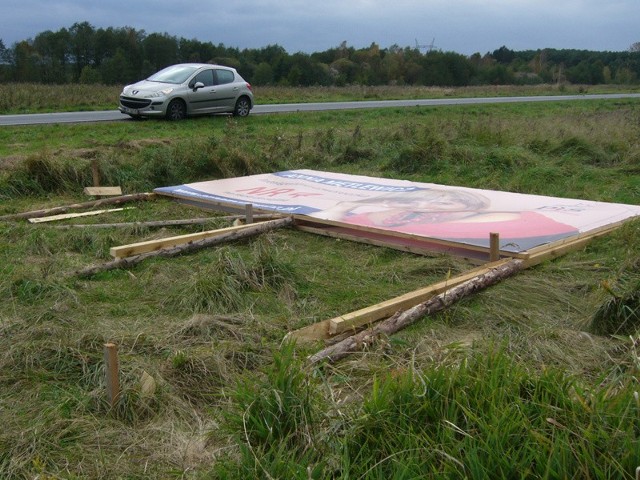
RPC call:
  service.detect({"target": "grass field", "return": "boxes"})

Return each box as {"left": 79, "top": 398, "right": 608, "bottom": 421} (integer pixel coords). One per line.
{"left": 1, "top": 81, "right": 639, "bottom": 114}
{"left": 1, "top": 91, "right": 640, "bottom": 478}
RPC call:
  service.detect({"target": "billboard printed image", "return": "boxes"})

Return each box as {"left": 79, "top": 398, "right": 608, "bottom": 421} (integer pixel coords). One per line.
{"left": 155, "top": 170, "right": 640, "bottom": 253}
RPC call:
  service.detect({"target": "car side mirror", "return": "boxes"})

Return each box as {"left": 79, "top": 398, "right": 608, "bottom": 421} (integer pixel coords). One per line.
{"left": 193, "top": 81, "right": 205, "bottom": 91}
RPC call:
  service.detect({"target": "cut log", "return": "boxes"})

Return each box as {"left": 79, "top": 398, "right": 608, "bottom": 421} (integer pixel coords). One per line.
{"left": 110, "top": 222, "right": 263, "bottom": 259}
{"left": 50, "top": 214, "right": 281, "bottom": 229}
{"left": 308, "top": 258, "right": 524, "bottom": 364}
{"left": 75, "top": 216, "right": 294, "bottom": 277}
{"left": 0, "top": 193, "right": 155, "bottom": 221}
{"left": 286, "top": 259, "right": 512, "bottom": 343}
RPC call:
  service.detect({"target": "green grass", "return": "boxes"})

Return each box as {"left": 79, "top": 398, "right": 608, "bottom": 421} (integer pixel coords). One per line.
{"left": 0, "top": 96, "right": 640, "bottom": 478}
{"left": 1, "top": 82, "right": 639, "bottom": 114}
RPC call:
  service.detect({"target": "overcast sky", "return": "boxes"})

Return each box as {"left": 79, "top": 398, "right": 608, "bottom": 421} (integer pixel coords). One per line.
{"left": 2, "top": 0, "right": 638, "bottom": 55}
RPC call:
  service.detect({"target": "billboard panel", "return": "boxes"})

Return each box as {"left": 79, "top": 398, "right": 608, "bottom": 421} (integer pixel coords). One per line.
{"left": 155, "top": 170, "right": 640, "bottom": 253}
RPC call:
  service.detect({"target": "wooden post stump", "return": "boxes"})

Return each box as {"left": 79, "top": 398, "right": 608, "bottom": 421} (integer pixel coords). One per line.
{"left": 245, "top": 203, "right": 254, "bottom": 224}
{"left": 104, "top": 343, "right": 120, "bottom": 408}
{"left": 91, "top": 159, "right": 101, "bottom": 187}
{"left": 490, "top": 232, "right": 500, "bottom": 262}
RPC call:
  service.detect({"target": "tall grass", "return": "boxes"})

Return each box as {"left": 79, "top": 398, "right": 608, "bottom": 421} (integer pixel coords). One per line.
{"left": 211, "top": 343, "right": 640, "bottom": 478}
{"left": 1, "top": 98, "right": 639, "bottom": 477}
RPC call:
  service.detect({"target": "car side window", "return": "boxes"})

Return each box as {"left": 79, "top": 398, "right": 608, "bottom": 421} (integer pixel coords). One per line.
{"left": 215, "top": 69, "right": 235, "bottom": 85}
{"left": 193, "top": 70, "right": 214, "bottom": 87}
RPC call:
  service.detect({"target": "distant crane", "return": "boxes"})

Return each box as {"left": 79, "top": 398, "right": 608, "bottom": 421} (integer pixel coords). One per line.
{"left": 415, "top": 38, "right": 437, "bottom": 53}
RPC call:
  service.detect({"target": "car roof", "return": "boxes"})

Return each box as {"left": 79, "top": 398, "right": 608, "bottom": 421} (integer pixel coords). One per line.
{"left": 175, "top": 63, "right": 236, "bottom": 71}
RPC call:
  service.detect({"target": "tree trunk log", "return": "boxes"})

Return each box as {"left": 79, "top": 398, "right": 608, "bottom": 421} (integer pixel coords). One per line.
{"left": 0, "top": 193, "right": 156, "bottom": 221}
{"left": 75, "top": 216, "right": 294, "bottom": 277}
{"left": 51, "top": 214, "right": 281, "bottom": 229}
{"left": 308, "top": 259, "right": 524, "bottom": 364}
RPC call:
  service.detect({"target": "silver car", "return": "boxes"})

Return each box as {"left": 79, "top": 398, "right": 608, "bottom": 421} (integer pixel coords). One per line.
{"left": 119, "top": 63, "right": 254, "bottom": 120}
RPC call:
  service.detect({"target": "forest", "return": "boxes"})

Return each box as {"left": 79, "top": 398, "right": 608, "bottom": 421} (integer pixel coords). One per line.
{"left": 0, "top": 21, "right": 639, "bottom": 87}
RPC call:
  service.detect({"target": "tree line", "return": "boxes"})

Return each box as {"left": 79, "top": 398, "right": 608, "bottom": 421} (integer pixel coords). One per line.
{"left": 1, "top": 21, "right": 639, "bottom": 86}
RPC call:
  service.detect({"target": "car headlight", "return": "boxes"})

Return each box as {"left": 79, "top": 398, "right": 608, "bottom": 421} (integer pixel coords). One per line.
{"left": 144, "top": 88, "right": 174, "bottom": 98}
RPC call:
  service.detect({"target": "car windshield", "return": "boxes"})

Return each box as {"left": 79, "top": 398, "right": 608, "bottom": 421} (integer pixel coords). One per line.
{"left": 147, "top": 65, "right": 199, "bottom": 84}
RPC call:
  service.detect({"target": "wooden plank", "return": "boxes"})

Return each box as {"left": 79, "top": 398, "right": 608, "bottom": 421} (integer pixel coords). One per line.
{"left": 77, "top": 216, "right": 294, "bottom": 277}
{"left": 520, "top": 220, "right": 633, "bottom": 267}
{"left": 52, "top": 214, "right": 281, "bottom": 229}
{"left": 287, "top": 259, "right": 512, "bottom": 342}
{"left": 295, "top": 217, "right": 493, "bottom": 255}
{"left": 285, "top": 320, "right": 331, "bottom": 343}
{"left": 110, "top": 222, "right": 260, "bottom": 259}
{"left": 28, "top": 207, "right": 130, "bottom": 223}
{"left": 295, "top": 224, "right": 524, "bottom": 265}
{"left": 83, "top": 186, "right": 123, "bottom": 196}
{"left": 328, "top": 258, "right": 512, "bottom": 335}
{"left": 309, "top": 259, "right": 525, "bottom": 364}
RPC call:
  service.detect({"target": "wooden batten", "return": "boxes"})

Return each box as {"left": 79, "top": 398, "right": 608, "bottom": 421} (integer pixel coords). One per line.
{"left": 287, "top": 259, "right": 512, "bottom": 342}
{"left": 28, "top": 207, "right": 130, "bottom": 223}
{"left": 109, "top": 222, "right": 260, "bottom": 259}
{"left": 327, "top": 258, "right": 512, "bottom": 335}
{"left": 83, "top": 186, "right": 123, "bottom": 196}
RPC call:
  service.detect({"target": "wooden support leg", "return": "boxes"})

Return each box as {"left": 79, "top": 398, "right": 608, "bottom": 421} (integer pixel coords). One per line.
{"left": 245, "top": 203, "right": 254, "bottom": 224}
{"left": 104, "top": 343, "right": 120, "bottom": 408}
{"left": 490, "top": 232, "right": 500, "bottom": 262}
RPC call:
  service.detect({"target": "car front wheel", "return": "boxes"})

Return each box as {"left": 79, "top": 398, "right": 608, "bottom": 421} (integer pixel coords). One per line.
{"left": 233, "top": 97, "right": 251, "bottom": 117}
{"left": 166, "top": 99, "right": 187, "bottom": 120}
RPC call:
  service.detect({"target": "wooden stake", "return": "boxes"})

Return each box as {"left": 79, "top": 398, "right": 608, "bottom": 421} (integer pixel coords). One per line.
{"left": 91, "top": 159, "right": 101, "bottom": 187}
{"left": 245, "top": 203, "right": 254, "bottom": 224}
{"left": 490, "top": 232, "right": 500, "bottom": 262}
{"left": 104, "top": 343, "right": 120, "bottom": 408}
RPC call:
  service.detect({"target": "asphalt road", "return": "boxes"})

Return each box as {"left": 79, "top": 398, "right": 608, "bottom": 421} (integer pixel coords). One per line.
{"left": 1, "top": 93, "right": 639, "bottom": 126}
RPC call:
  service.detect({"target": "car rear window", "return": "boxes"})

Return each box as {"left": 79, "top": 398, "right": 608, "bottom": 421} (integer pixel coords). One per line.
{"left": 215, "top": 69, "right": 235, "bottom": 85}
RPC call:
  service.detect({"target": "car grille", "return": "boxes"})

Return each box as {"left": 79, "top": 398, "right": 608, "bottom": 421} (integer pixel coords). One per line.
{"left": 120, "top": 96, "right": 152, "bottom": 109}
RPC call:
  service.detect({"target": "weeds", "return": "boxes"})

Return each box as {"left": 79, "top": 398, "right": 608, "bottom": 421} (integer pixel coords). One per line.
{"left": 1, "top": 94, "right": 640, "bottom": 477}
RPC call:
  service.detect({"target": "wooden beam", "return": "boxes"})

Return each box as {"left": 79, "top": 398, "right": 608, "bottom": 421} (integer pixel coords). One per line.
{"left": 328, "top": 258, "right": 512, "bottom": 335}
{"left": 309, "top": 259, "right": 525, "bottom": 364}
{"left": 83, "top": 186, "right": 123, "bottom": 196}
{"left": 0, "top": 192, "right": 155, "bottom": 221}
{"left": 110, "top": 222, "right": 264, "bottom": 259}
{"left": 287, "top": 258, "right": 513, "bottom": 343}
{"left": 76, "top": 216, "right": 294, "bottom": 277}
{"left": 521, "top": 222, "right": 624, "bottom": 265}
{"left": 295, "top": 218, "right": 493, "bottom": 256}
{"left": 50, "top": 214, "right": 281, "bottom": 229}
{"left": 28, "top": 207, "right": 131, "bottom": 223}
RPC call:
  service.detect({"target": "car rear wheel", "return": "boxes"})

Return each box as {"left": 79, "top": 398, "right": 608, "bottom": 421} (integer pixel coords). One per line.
{"left": 166, "top": 99, "right": 187, "bottom": 120}
{"left": 233, "top": 96, "right": 251, "bottom": 117}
